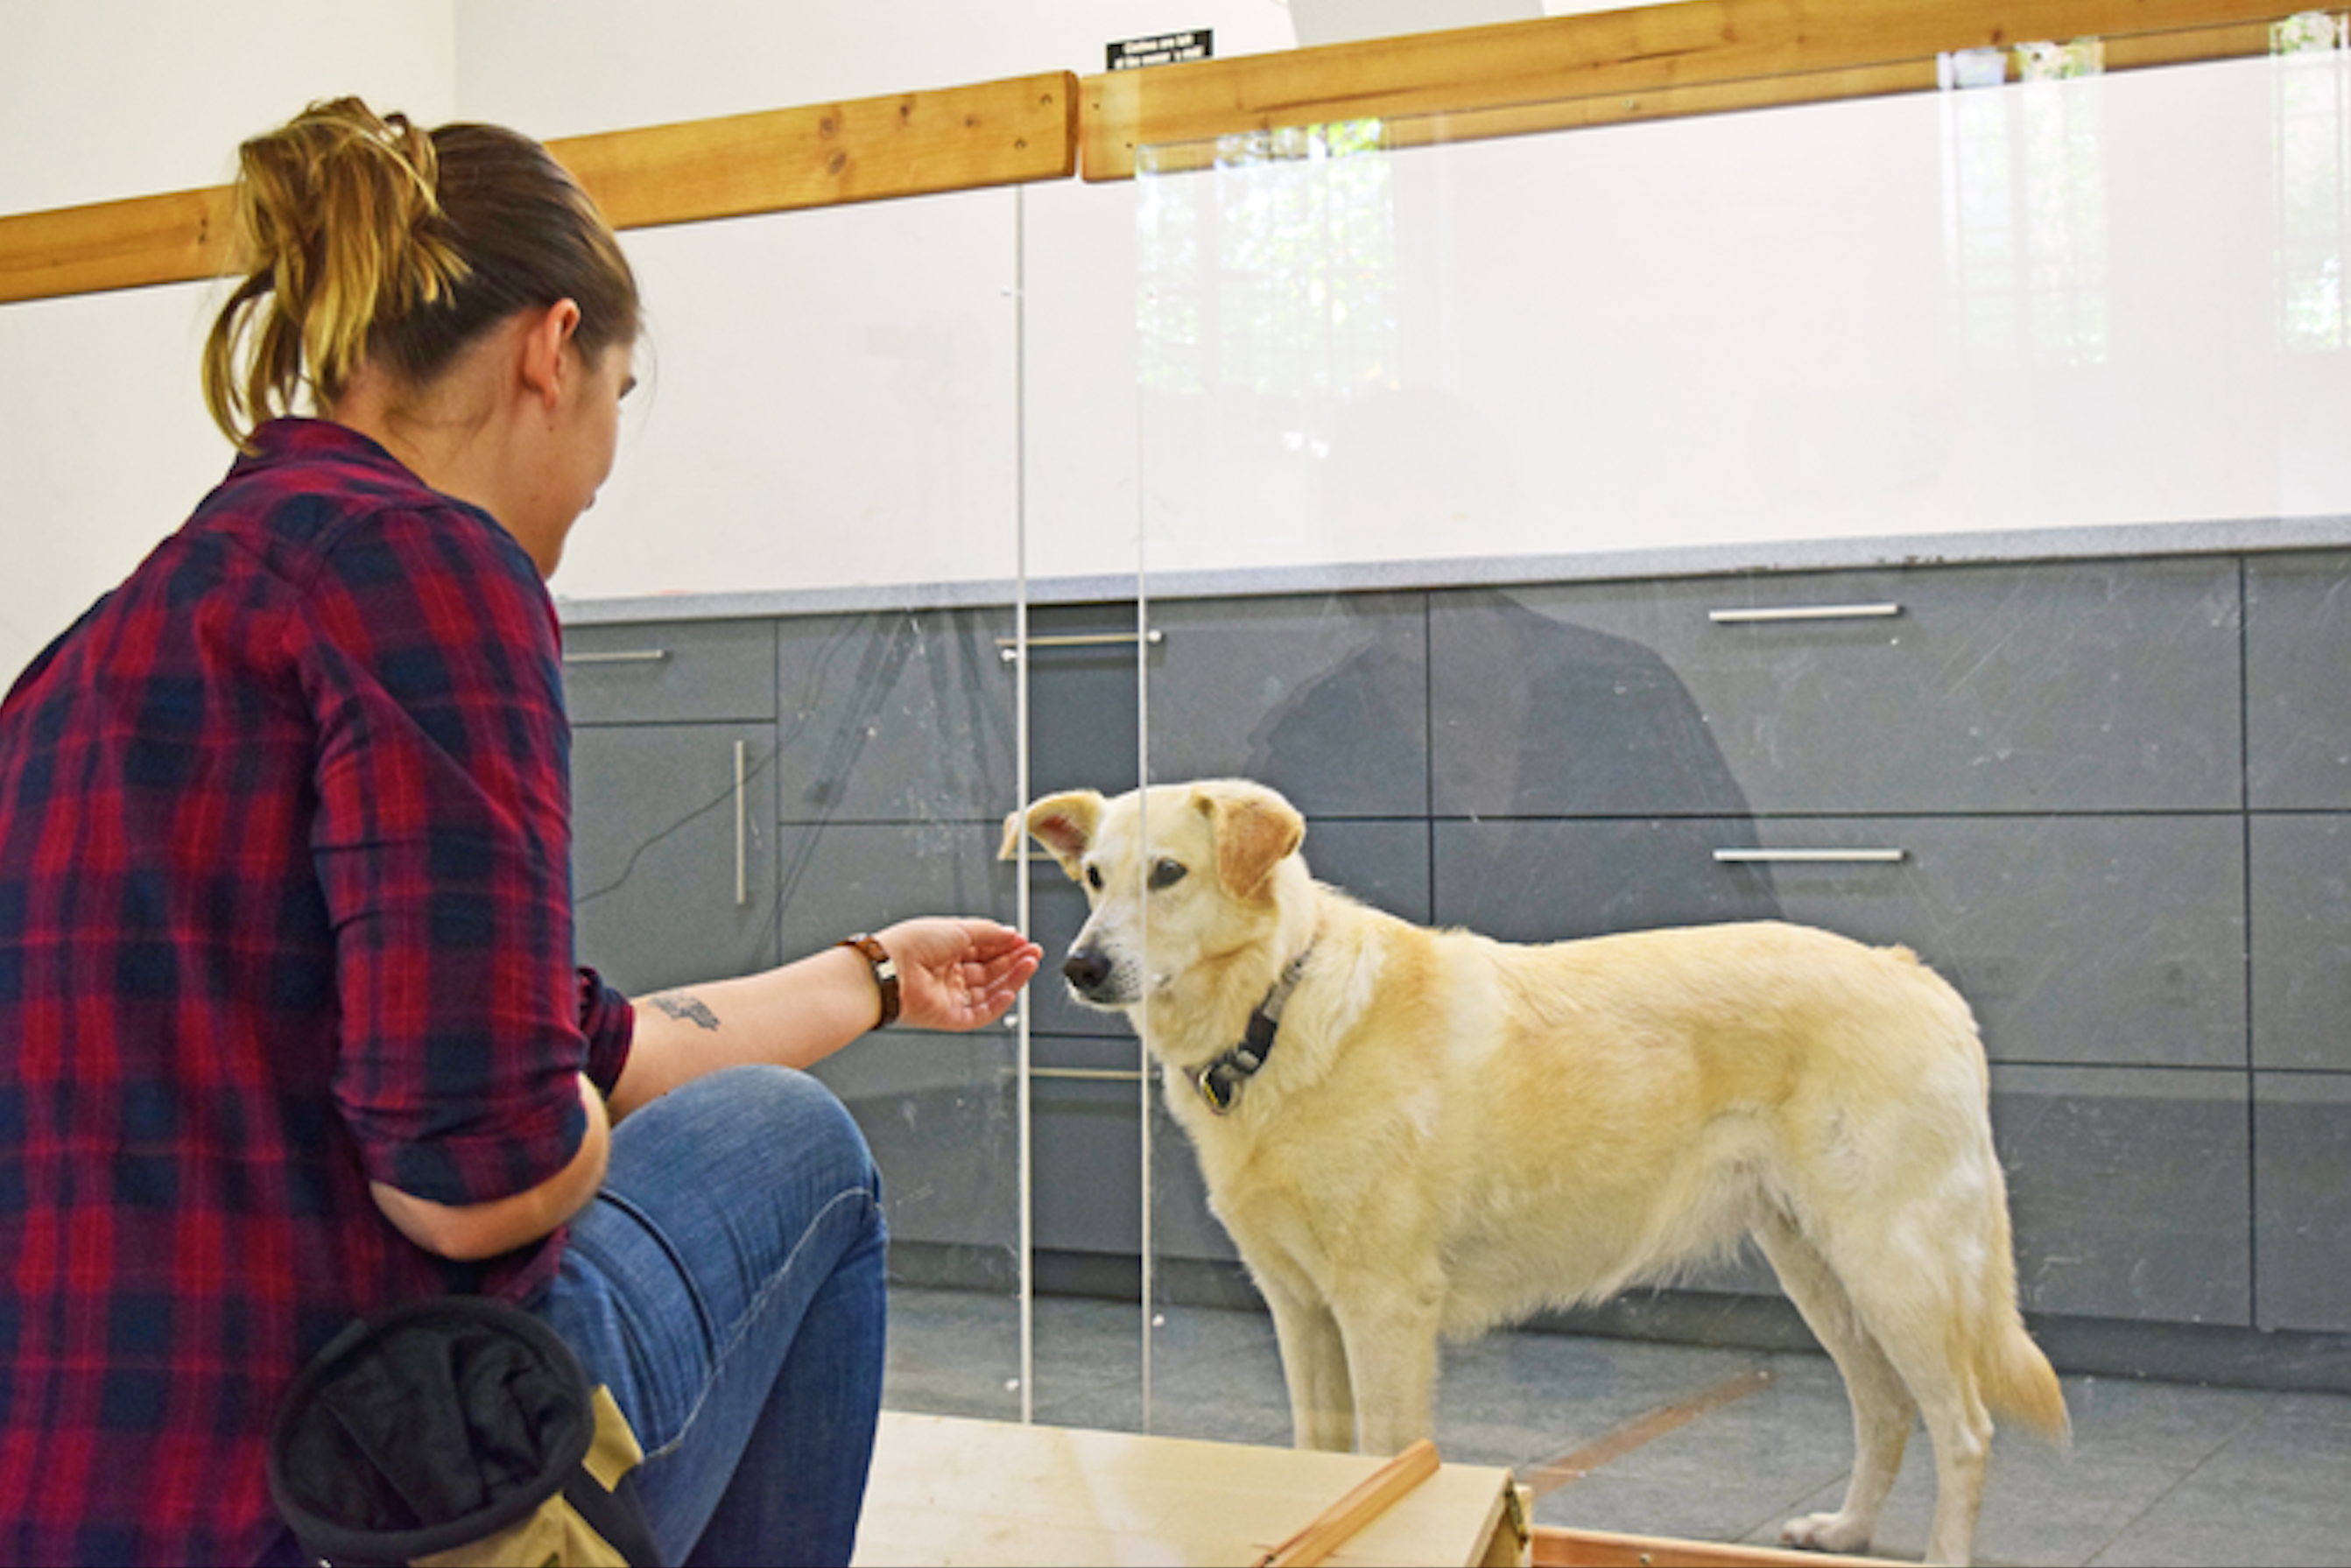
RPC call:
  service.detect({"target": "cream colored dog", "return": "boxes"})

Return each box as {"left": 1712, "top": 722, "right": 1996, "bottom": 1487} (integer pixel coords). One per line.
{"left": 1005, "top": 777, "right": 2068, "bottom": 1566}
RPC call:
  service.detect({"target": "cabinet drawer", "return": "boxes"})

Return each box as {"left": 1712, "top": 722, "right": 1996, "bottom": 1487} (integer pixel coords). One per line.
{"left": 769, "top": 820, "right": 1023, "bottom": 1002}
{"left": 811, "top": 1033, "right": 1021, "bottom": 1253}
{"left": 1995, "top": 1065, "right": 2250, "bottom": 1326}
{"left": 1019, "top": 592, "right": 1430, "bottom": 819}
{"left": 1431, "top": 559, "right": 2242, "bottom": 815}
{"left": 1031, "top": 1037, "right": 1145, "bottom": 1256}
{"left": 563, "top": 618, "right": 778, "bottom": 724}
{"left": 1139, "top": 593, "right": 1432, "bottom": 819}
{"left": 1020, "top": 1039, "right": 1238, "bottom": 1263}
{"left": 1433, "top": 814, "right": 2246, "bottom": 1068}
{"left": 2249, "top": 813, "right": 2351, "bottom": 1071}
{"left": 2247, "top": 551, "right": 2351, "bottom": 808}
{"left": 570, "top": 723, "right": 778, "bottom": 995}
{"left": 2254, "top": 1072, "right": 2351, "bottom": 1332}
{"left": 774, "top": 607, "right": 1017, "bottom": 823}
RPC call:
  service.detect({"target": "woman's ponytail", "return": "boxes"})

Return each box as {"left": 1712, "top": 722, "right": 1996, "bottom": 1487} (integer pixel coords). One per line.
{"left": 201, "top": 97, "right": 637, "bottom": 451}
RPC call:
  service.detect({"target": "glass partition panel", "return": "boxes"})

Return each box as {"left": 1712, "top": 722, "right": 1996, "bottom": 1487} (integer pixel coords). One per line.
{"left": 571, "top": 190, "right": 1033, "bottom": 1426}
{"left": 1124, "top": 25, "right": 2351, "bottom": 1565}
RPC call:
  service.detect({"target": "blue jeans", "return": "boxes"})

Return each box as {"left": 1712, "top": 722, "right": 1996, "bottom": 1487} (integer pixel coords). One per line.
{"left": 534, "top": 1065, "right": 888, "bottom": 1567}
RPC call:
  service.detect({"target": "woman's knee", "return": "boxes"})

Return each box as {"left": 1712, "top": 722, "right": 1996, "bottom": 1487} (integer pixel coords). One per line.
{"left": 719, "top": 1064, "right": 878, "bottom": 1192}
{"left": 614, "top": 1064, "right": 881, "bottom": 1207}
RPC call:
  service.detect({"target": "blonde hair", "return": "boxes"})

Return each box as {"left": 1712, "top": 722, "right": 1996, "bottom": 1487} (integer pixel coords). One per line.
{"left": 202, "top": 97, "right": 638, "bottom": 450}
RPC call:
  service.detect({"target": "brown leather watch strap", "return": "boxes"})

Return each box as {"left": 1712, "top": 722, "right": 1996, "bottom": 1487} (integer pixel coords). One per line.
{"left": 839, "top": 933, "right": 901, "bottom": 1029}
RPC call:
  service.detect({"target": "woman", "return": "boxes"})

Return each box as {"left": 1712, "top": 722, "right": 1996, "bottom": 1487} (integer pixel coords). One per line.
{"left": 0, "top": 98, "right": 1040, "bottom": 1566}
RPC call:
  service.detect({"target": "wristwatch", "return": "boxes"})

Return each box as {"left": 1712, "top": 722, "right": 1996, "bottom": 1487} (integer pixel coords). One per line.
{"left": 839, "top": 933, "right": 901, "bottom": 1029}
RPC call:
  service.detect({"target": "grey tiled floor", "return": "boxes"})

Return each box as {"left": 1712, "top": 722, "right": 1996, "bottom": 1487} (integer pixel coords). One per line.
{"left": 883, "top": 1286, "right": 2351, "bottom": 1567}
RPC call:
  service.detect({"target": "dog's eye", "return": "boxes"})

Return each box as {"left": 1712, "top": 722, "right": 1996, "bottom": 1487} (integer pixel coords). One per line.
{"left": 1150, "top": 858, "right": 1188, "bottom": 890}
{"left": 1085, "top": 865, "right": 1103, "bottom": 891}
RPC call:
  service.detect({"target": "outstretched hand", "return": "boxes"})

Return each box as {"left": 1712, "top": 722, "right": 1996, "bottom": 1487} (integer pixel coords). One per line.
{"left": 876, "top": 918, "right": 1045, "bottom": 1032}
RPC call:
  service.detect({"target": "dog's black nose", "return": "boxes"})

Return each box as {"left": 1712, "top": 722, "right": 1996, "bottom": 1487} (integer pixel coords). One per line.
{"left": 1063, "top": 947, "right": 1112, "bottom": 994}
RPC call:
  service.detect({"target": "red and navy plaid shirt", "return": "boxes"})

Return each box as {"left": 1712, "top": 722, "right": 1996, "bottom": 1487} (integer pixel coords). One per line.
{"left": 0, "top": 419, "right": 634, "bottom": 1565}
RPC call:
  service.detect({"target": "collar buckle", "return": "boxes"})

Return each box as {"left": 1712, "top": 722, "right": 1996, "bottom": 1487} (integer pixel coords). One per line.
{"left": 1186, "top": 943, "right": 1313, "bottom": 1116}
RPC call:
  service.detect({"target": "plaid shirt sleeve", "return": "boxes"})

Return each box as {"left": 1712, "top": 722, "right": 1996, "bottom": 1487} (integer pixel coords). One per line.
{"left": 296, "top": 500, "right": 602, "bottom": 1206}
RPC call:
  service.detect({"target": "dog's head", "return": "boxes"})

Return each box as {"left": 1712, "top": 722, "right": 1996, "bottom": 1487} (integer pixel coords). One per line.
{"left": 1000, "top": 778, "right": 1306, "bottom": 1016}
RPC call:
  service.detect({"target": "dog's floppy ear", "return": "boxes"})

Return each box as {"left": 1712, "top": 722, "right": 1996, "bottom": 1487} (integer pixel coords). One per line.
{"left": 999, "top": 791, "right": 1105, "bottom": 882}
{"left": 1197, "top": 781, "right": 1305, "bottom": 902}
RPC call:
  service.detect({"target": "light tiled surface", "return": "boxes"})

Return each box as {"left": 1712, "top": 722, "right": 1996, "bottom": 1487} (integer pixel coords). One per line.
{"left": 883, "top": 1286, "right": 2351, "bottom": 1568}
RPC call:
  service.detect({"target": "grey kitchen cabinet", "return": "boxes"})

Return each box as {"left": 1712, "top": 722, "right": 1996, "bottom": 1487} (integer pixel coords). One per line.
{"left": 1421, "top": 557, "right": 2251, "bottom": 1324}
{"left": 1031, "top": 1035, "right": 1150, "bottom": 1256}
{"left": 2243, "top": 557, "right": 2351, "bottom": 1334}
{"left": 2249, "top": 813, "right": 2351, "bottom": 1073}
{"left": 561, "top": 548, "right": 2351, "bottom": 1361}
{"left": 565, "top": 619, "right": 782, "bottom": 998}
{"left": 772, "top": 606, "right": 1018, "bottom": 825}
{"left": 768, "top": 811, "right": 1029, "bottom": 1262}
{"left": 565, "top": 617, "right": 781, "bottom": 727}
{"left": 1129, "top": 592, "right": 1432, "bottom": 820}
{"left": 1433, "top": 814, "right": 2247, "bottom": 1070}
{"left": 1020, "top": 591, "right": 1432, "bottom": 819}
{"left": 763, "top": 609, "right": 1030, "bottom": 1268}
{"left": 2247, "top": 550, "right": 2351, "bottom": 811}
{"left": 2255, "top": 1072, "right": 2351, "bottom": 1333}
{"left": 1430, "top": 559, "right": 2243, "bottom": 817}
{"left": 1994, "top": 1065, "right": 2252, "bottom": 1326}
{"left": 568, "top": 723, "right": 781, "bottom": 998}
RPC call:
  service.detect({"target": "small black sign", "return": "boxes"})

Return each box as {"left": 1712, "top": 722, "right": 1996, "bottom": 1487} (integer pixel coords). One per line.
{"left": 1108, "top": 30, "right": 1214, "bottom": 70}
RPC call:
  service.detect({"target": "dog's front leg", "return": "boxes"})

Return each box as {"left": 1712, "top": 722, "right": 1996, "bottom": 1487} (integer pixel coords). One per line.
{"left": 1259, "top": 1275, "right": 1354, "bottom": 1451}
{"left": 1334, "top": 1291, "right": 1444, "bottom": 1455}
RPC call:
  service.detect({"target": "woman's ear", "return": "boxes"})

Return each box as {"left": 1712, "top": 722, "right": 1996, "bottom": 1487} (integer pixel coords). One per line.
{"left": 517, "top": 299, "right": 584, "bottom": 408}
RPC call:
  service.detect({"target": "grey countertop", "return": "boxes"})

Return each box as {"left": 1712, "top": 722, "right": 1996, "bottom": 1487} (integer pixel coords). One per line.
{"left": 556, "top": 514, "right": 2351, "bottom": 624}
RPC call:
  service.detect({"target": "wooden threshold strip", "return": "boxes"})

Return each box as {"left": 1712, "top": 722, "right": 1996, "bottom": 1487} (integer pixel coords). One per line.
{"left": 0, "top": 70, "right": 1076, "bottom": 306}
{"left": 1080, "top": 0, "right": 2317, "bottom": 178}
{"left": 1521, "top": 1368, "right": 1777, "bottom": 1501}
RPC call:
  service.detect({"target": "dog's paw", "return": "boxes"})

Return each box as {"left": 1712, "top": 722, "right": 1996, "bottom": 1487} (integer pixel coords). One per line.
{"left": 1780, "top": 1511, "right": 1873, "bottom": 1556}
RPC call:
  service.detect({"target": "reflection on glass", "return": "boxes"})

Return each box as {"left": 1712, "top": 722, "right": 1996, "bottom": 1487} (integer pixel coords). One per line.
{"left": 1139, "top": 121, "right": 1394, "bottom": 402}
{"left": 1941, "top": 40, "right": 2110, "bottom": 367}
{"left": 764, "top": 608, "right": 1029, "bottom": 1425}
{"left": 2275, "top": 13, "right": 2351, "bottom": 351}
{"left": 1138, "top": 122, "right": 1397, "bottom": 574}
{"left": 1114, "top": 34, "right": 2351, "bottom": 1568}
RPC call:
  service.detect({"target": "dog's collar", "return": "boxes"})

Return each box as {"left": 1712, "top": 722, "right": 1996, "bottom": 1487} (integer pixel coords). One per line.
{"left": 1185, "top": 944, "right": 1314, "bottom": 1115}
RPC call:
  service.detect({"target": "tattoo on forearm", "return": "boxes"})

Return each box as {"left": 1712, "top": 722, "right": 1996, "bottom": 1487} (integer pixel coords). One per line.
{"left": 646, "top": 992, "right": 721, "bottom": 1031}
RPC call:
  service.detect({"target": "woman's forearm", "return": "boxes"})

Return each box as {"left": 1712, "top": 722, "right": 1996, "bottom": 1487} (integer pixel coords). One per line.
{"left": 603, "top": 918, "right": 1041, "bottom": 1122}
{"left": 607, "top": 944, "right": 881, "bottom": 1120}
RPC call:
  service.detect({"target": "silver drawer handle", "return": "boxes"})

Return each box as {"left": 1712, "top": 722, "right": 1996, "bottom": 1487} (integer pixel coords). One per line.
{"left": 1714, "top": 848, "right": 1907, "bottom": 863}
{"left": 996, "top": 629, "right": 1165, "bottom": 663}
{"left": 1708, "top": 603, "right": 1901, "bottom": 624}
{"left": 733, "top": 741, "right": 749, "bottom": 907}
{"left": 562, "top": 649, "right": 672, "bottom": 664}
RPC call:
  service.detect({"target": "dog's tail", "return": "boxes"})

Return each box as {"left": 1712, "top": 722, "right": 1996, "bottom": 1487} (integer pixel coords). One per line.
{"left": 1982, "top": 1317, "right": 2072, "bottom": 1450}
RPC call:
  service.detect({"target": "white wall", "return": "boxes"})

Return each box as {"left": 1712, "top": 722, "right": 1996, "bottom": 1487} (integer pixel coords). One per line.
{"left": 0, "top": 0, "right": 1296, "bottom": 680}
{"left": 1130, "top": 56, "right": 2351, "bottom": 578}
{"left": 6, "top": 4, "right": 2351, "bottom": 686}
{"left": 452, "top": 0, "right": 1299, "bottom": 137}
{"left": 0, "top": 1, "right": 458, "bottom": 679}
